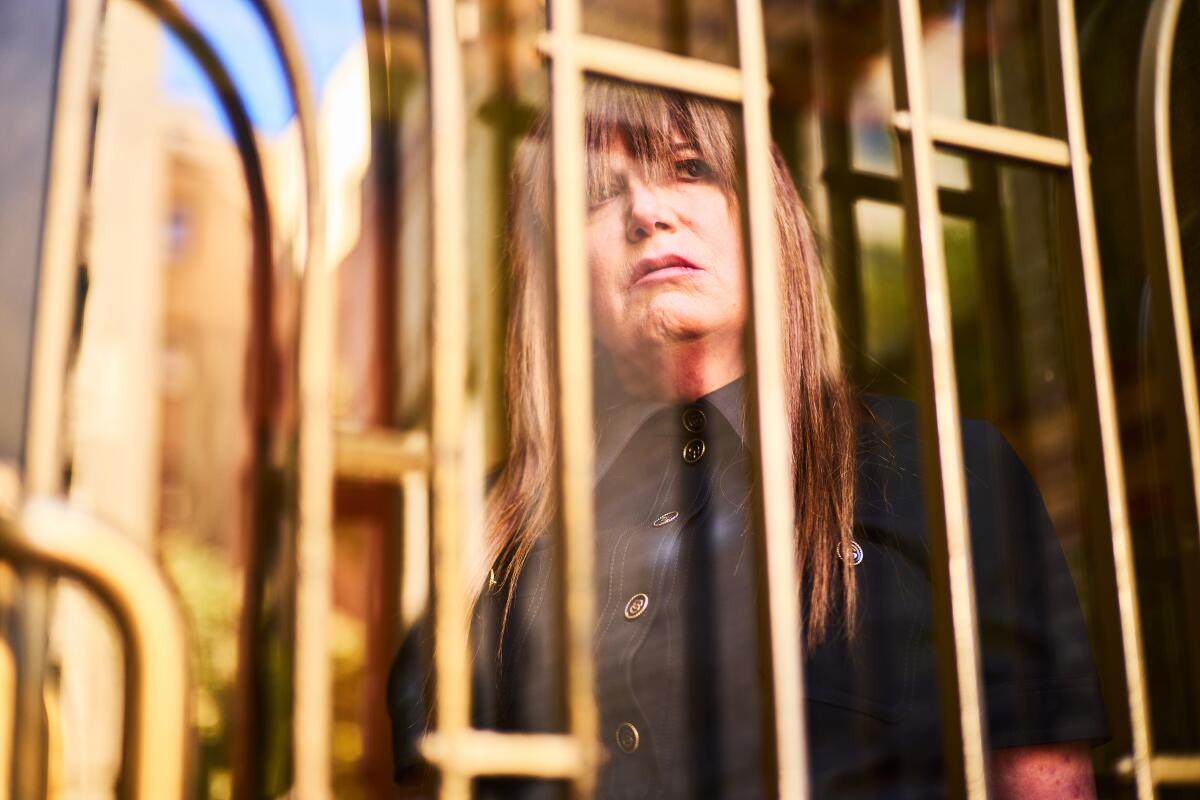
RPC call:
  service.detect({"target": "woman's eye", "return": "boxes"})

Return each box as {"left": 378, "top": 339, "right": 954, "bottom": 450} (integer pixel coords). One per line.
{"left": 676, "top": 158, "right": 712, "bottom": 181}
{"left": 589, "top": 177, "right": 625, "bottom": 207}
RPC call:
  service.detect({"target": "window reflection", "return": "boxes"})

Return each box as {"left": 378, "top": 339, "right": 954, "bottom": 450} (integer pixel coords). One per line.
{"left": 6, "top": 0, "right": 1199, "bottom": 797}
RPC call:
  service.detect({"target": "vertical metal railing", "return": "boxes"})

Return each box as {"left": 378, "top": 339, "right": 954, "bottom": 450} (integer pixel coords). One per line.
{"left": 544, "top": 0, "right": 604, "bottom": 796}
{"left": 413, "top": 1, "right": 810, "bottom": 798}
{"left": 2, "top": 0, "right": 318, "bottom": 795}
{"left": 232, "top": 1, "right": 332, "bottom": 794}
{"left": 887, "top": 0, "right": 1155, "bottom": 797}
{"left": 10, "top": 1, "right": 1194, "bottom": 798}
{"left": 416, "top": 0, "right": 595, "bottom": 793}
{"left": 426, "top": 0, "right": 475, "bottom": 797}
{"left": 11, "top": 0, "right": 103, "bottom": 791}
{"left": 732, "top": 0, "right": 812, "bottom": 793}
{"left": 886, "top": 0, "right": 990, "bottom": 795}
{"left": 1134, "top": 0, "right": 1200, "bottom": 787}
{"left": 3, "top": 0, "right": 220, "bottom": 795}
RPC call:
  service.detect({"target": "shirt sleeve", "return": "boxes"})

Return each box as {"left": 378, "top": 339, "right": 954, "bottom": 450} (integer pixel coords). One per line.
{"left": 387, "top": 615, "right": 433, "bottom": 782}
{"left": 387, "top": 593, "right": 508, "bottom": 785}
{"left": 962, "top": 420, "right": 1109, "bottom": 748}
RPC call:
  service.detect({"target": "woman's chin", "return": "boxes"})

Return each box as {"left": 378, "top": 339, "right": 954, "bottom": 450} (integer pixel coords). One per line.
{"left": 635, "top": 294, "right": 716, "bottom": 338}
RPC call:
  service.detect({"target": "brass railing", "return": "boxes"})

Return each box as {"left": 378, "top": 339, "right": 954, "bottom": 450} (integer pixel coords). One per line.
{"left": 3, "top": 0, "right": 1197, "bottom": 798}
{"left": 1133, "top": 0, "right": 1200, "bottom": 788}
{"left": 0, "top": 501, "right": 189, "bottom": 799}
{"left": 886, "top": 0, "right": 1154, "bottom": 797}
{"left": 415, "top": 0, "right": 810, "bottom": 797}
{"left": 2, "top": 0, "right": 306, "bottom": 796}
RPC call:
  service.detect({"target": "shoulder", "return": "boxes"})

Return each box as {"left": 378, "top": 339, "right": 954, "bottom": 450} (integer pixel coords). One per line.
{"left": 856, "top": 393, "right": 1023, "bottom": 480}
{"left": 854, "top": 394, "right": 1039, "bottom": 529}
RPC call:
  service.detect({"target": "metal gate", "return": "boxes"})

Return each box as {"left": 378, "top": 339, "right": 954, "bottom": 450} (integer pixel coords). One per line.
{"left": 0, "top": 0, "right": 1197, "bottom": 797}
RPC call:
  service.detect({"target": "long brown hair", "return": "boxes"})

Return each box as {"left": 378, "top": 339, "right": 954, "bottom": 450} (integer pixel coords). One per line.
{"left": 484, "top": 79, "right": 857, "bottom": 646}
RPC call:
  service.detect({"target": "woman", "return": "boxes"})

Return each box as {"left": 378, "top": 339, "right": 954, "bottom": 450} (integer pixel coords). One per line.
{"left": 391, "top": 80, "right": 1106, "bottom": 798}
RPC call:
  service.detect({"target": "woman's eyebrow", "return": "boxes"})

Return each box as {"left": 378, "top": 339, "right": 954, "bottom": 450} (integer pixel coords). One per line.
{"left": 671, "top": 140, "right": 701, "bottom": 153}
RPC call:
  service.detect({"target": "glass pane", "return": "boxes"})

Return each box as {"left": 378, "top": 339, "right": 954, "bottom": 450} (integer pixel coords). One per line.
{"left": 1080, "top": 0, "right": 1200, "bottom": 763}
{"left": 582, "top": 0, "right": 737, "bottom": 64}
{"left": 808, "top": 0, "right": 969, "bottom": 187}
{"left": 6, "top": 0, "right": 1199, "bottom": 798}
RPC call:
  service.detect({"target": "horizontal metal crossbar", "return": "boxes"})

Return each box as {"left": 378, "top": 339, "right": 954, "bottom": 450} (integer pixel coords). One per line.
{"left": 537, "top": 32, "right": 745, "bottom": 103}
{"left": 334, "top": 428, "right": 429, "bottom": 480}
{"left": 821, "top": 168, "right": 979, "bottom": 218}
{"left": 1116, "top": 754, "right": 1200, "bottom": 785}
{"left": 420, "top": 731, "right": 587, "bottom": 778}
{"left": 892, "top": 112, "right": 1071, "bottom": 168}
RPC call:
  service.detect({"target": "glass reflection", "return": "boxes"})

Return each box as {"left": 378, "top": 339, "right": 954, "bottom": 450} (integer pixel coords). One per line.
{"left": 388, "top": 77, "right": 1106, "bottom": 799}
{"left": 5, "top": 0, "right": 1198, "bottom": 797}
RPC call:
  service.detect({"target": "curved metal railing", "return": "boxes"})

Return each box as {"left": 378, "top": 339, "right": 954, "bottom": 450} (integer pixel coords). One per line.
{"left": 1131, "top": 0, "right": 1200, "bottom": 787}
{"left": 0, "top": 500, "right": 189, "bottom": 799}
{"left": 5, "top": 0, "right": 324, "bottom": 795}
{"left": 6, "top": 1, "right": 1197, "bottom": 798}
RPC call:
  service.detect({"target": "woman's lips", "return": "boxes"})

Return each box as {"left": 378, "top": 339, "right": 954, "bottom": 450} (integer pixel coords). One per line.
{"left": 631, "top": 255, "right": 703, "bottom": 287}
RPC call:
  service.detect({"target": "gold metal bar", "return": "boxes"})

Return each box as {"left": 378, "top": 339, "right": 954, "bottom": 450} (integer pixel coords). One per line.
{"left": 547, "top": 0, "right": 602, "bottom": 796}
{"left": 235, "top": 2, "right": 331, "bottom": 795}
{"left": 0, "top": 508, "right": 15, "bottom": 800}
{"left": 106, "top": 4, "right": 277, "bottom": 796}
{"left": 1115, "top": 754, "right": 1200, "bottom": 785}
{"left": 892, "top": 112, "right": 1071, "bottom": 168}
{"left": 1138, "top": 0, "right": 1200, "bottom": 584}
{"left": 12, "top": 573, "right": 50, "bottom": 800}
{"left": 0, "top": 583, "right": 10, "bottom": 800}
{"left": 2, "top": 499, "right": 187, "bottom": 799}
{"left": 1047, "top": 1, "right": 1155, "bottom": 797}
{"left": 44, "top": 666, "right": 64, "bottom": 795}
{"left": 421, "top": 732, "right": 586, "bottom": 778}
{"left": 399, "top": 471, "right": 430, "bottom": 631}
{"left": 888, "top": 2, "right": 991, "bottom": 797}
{"left": 24, "top": 0, "right": 103, "bottom": 496}
{"left": 536, "top": 32, "right": 745, "bottom": 103}
{"left": 14, "top": 2, "right": 104, "bottom": 794}
{"left": 425, "top": 0, "right": 472, "bottom": 798}
{"left": 1152, "top": 756, "right": 1200, "bottom": 785}
{"left": 730, "top": 0, "right": 808, "bottom": 797}
{"left": 335, "top": 428, "right": 431, "bottom": 481}
{"left": 821, "top": 168, "right": 979, "bottom": 217}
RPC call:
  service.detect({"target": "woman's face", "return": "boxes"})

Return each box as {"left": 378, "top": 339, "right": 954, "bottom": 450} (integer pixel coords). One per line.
{"left": 587, "top": 138, "right": 747, "bottom": 370}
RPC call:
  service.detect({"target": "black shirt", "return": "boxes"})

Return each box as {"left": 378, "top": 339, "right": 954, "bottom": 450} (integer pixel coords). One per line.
{"left": 389, "top": 381, "right": 1107, "bottom": 798}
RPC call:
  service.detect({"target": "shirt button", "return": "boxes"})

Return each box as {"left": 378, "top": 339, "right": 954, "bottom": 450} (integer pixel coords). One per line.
{"left": 652, "top": 511, "right": 679, "bottom": 527}
{"left": 615, "top": 722, "right": 640, "bottom": 754}
{"left": 624, "top": 593, "right": 649, "bottom": 620}
{"left": 682, "top": 438, "right": 706, "bottom": 463}
{"left": 681, "top": 407, "right": 707, "bottom": 433}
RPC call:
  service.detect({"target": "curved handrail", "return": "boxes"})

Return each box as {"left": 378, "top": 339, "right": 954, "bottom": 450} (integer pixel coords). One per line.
{"left": 17, "top": 0, "right": 318, "bottom": 794}
{"left": 233, "top": 2, "right": 332, "bottom": 795}
{"left": 1137, "top": 0, "right": 1198, "bottom": 548}
{"left": 107, "top": 0, "right": 330, "bottom": 792}
{"left": 0, "top": 499, "right": 188, "bottom": 799}
{"left": 82, "top": 0, "right": 328, "bottom": 793}
{"left": 16, "top": 0, "right": 279, "bottom": 796}
{"left": 125, "top": 3, "right": 282, "bottom": 794}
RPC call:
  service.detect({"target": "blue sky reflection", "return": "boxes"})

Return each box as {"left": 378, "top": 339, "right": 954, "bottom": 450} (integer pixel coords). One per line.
{"left": 163, "top": 0, "right": 363, "bottom": 136}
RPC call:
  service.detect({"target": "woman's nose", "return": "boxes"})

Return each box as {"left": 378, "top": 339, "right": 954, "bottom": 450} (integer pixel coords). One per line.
{"left": 625, "top": 180, "right": 676, "bottom": 242}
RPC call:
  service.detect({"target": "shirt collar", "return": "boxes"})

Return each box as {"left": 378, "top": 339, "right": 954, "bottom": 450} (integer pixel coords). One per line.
{"left": 593, "top": 376, "right": 746, "bottom": 484}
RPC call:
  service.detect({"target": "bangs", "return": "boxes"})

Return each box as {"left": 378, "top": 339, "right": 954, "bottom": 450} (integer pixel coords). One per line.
{"left": 584, "top": 80, "right": 738, "bottom": 202}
